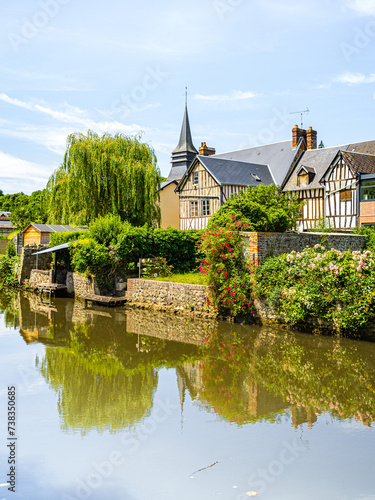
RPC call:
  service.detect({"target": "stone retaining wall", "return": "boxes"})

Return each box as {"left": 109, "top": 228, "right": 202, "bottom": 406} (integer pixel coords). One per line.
{"left": 241, "top": 231, "right": 366, "bottom": 266}
{"left": 18, "top": 245, "right": 52, "bottom": 283}
{"left": 29, "top": 270, "right": 52, "bottom": 288}
{"left": 126, "top": 279, "right": 213, "bottom": 314}
{"left": 66, "top": 272, "right": 100, "bottom": 297}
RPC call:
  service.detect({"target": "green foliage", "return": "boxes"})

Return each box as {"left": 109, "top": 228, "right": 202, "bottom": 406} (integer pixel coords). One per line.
{"left": 318, "top": 140, "right": 325, "bottom": 148}
{"left": 307, "top": 217, "right": 334, "bottom": 232}
{"left": 87, "top": 214, "right": 131, "bottom": 247}
{"left": 147, "top": 272, "right": 207, "bottom": 285}
{"left": 5, "top": 241, "right": 16, "bottom": 258}
{"left": 207, "top": 184, "right": 303, "bottom": 232}
{"left": 115, "top": 227, "right": 202, "bottom": 273}
{"left": 46, "top": 130, "right": 161, "bottom": 226}
{"left": 140, "top": 257, "right": 173, "bottom": 278}
{"left": 255, "top": 244, "right": 375, "bottom": 332}
{"left": 0, "top": 254, "right": 19, "bottom": 287}
{"left": 71, "top": 239, "right": 115, "bottom": 277}
{"left": 0, "top": 190, "right": 48, "bottom": 231}
{"left": 116, "top": 226, "right": 154, "bottom": 266}
{"left": 200, "top": 222, "right": 253, "bottom": 317}
{"left": 353, "top": 225, "right": 375, "bottom": 252}
{"left": 49, "top": 230, "right": 86, "bottom": 247}
{"left": 153, "top": 228, "right": 203, "bottom": 272}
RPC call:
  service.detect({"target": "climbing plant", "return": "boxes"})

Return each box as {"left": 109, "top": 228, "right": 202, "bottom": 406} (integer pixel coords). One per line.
{"left": 46, "top": 131, "right": 161, "bottom": 226}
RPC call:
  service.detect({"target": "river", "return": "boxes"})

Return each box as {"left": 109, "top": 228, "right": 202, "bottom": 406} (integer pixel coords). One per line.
{"left": 0, "top": 290, "right": 374, "bottom": 500}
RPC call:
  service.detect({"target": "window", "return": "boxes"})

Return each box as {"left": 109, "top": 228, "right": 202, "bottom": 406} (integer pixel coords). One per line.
{"left": 340, "top": 189, "right": 352, "bottom": 202}
{"left": 190, "top": 201, "right": 198, "bottom": 217}
{"left": 297, "top": 172, "right": 309, "bottom": 187}
{"left": 361, "top": 180, "right": 375, "bottom": 201}
{"left": 202, "top": 199, "right": 210, "bottom": 216}
{"left": 193, "top": 172, "right": 199, "bottom": 186}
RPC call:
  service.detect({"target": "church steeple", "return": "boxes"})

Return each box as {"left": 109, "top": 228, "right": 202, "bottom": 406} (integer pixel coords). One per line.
{"left": 167, "top": 101, "right": 198, "bottom": 181}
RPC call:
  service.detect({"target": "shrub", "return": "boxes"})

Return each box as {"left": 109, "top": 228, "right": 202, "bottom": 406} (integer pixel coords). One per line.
{"left": 49, "top": 230, "right": 86, "bottom": 247}
{"left": 200, "top": 221, "right": 253, "bottom": 318}
{"left": 87, "top": 214, "right": 131, "bottom": 247}
{"left": 71, "top": 239, "right": 115, "bottom": 277}
{"left": 5, "top": 241, "right": 16, "bottom": 258}
{"left": 0, "top": 254, "right": 19, "bottom": 287}
{"left": 207, "top": 184, "right": 302, "bottom": 232}
{"left": 255, "top": 244, "right": 375, "bottom": 332}
{"left": 354, "top": 225, "right": 375, "bottom": 252}
{"left": 116, "top": 226, "right": 154, "bottom": 267}
{"left": 153, "top": 228, "right": 203, "bottom": 272}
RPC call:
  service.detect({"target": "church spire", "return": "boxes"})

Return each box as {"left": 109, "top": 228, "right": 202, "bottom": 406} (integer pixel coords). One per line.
{"left": 167, "top": 99, "right": 198, "bottom": 181}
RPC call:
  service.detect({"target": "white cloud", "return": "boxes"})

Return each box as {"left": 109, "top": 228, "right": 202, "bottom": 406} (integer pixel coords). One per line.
{"left": 193, "top": 90, "right": 258, "bottom": 102}
{"left": 345, "top": 0, "right": 375, "bottom": 16}
{"left": 0, "top": 93, "right": 145, "bottom": 135}
{"left": 334, "top": 72, "right": 375, "bottom": 84}
{"left": 0, "top": 150, "right": 51, "bottom": 194}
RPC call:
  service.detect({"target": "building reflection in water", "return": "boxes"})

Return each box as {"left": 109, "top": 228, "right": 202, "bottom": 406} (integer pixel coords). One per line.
{"left": 9, "top": 292, "right": 375, "bottom": 433}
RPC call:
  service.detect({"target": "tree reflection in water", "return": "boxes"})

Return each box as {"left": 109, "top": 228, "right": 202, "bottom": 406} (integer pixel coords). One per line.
{"left": 3, "top": 292, "right": 375, "bottom": 432}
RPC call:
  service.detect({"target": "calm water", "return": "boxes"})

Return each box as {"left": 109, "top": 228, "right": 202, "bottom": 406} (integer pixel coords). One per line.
{"left": 0, "top": 291, "right": 375, "bottom": 500}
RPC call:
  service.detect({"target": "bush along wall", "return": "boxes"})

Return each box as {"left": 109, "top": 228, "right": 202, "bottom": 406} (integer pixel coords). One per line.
{"left": 66, "top": 215, "right": 204, "bottom": 292}
{"left": 199, "top": 220, "right": 254, "bottom": 321}
{"left": 255, "top": 244, "right": 375, "bottom": 334}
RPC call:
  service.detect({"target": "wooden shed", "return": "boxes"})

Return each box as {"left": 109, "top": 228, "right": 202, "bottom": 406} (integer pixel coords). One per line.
{"left": 22, "top": 224, "right": 83, "bottom": 246}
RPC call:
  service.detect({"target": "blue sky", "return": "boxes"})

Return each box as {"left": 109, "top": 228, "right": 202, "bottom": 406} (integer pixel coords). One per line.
{"left": 0, "top": 0, "right": 375, "bottom": 194}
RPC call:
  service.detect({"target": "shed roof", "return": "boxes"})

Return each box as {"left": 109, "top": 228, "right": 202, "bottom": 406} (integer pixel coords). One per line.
{"left": 23, "top": 224, "right": 84, "bottom": 234}
{"left": 32, "top": 242, "right": 71, "bottom": 255}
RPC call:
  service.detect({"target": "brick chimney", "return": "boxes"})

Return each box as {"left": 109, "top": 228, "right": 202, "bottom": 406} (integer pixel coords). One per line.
{"left": 306, "top": 127, "right": 317, "bottom": 150}
{"left": 292, "top": 125, "right": 307, "bottom": 149}
{"left": 199, "top": 142, "right": 216, "bottom": 156}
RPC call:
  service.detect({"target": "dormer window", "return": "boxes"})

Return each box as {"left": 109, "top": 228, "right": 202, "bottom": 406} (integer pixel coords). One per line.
{"left": 193, "top": 172, "right": 199, "bottom": 186}
{"left": 297, "top": 166, "right": 315, "bottom": 187}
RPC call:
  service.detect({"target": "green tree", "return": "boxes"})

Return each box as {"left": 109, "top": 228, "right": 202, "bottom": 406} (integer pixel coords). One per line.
{"left": 0, "top": 191, "right": 48, "bottom": 231}
{"left": 46, "top": 131, "right": 161, "bottom": 226}
{"left": 318, "top": 140, "right": 325, "bottom": 148}
{"left": 207, "top": 184, "right": 303, "bottom": 232}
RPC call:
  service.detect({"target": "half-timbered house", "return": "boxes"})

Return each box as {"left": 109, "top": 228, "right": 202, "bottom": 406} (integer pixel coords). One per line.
{"left": 283, "top": 140, "right": 375, "bottom": 230}
{"left": 175, "top": 156, "right": 274, "bottom": 230}
{"left": 322, "top": 151, "right": 375, "bottom": 229}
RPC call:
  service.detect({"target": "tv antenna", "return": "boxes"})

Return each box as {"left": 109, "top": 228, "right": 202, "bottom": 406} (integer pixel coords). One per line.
{"left": 290, "top": 108, "right": 309, "bottom": 128}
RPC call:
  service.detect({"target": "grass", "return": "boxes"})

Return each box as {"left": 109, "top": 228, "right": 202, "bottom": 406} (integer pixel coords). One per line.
{"left": 145, "top": 271, "right": 207, "bottom": 285}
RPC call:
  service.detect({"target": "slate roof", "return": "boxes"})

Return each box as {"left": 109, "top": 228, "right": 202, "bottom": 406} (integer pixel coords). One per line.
{"left": 213, "top": 140, "right": 298, "bottom": 185}
{"left": 159, "top": 179, "right": 178, "bottom": 191}
{"left": 198, "top": 156, "right": 274, "bottom": 186}
{"left": 341, "top": 151, "right": 375, "bottom": 174}
{"left": 283, "top": 140, "right": 375, "bottom": 191}
{"left": 23, "top": 224, "right": 84, "bottom": 234}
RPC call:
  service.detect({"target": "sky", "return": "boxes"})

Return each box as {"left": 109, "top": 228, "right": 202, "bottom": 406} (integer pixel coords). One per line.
{"left": 0, "top": 0, "right": 375, "bottom": 194}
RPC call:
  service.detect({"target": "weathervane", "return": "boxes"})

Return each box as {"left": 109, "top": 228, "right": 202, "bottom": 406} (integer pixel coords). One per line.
{"left": 185, "top": 86, "right": 188, "bottom": 106}
{"left": 290, "top": 108, "right": 310, "bottom": 128}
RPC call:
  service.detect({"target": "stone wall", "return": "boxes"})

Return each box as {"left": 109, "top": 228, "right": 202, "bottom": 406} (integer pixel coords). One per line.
{"left": 29, "top": 270, "right": 52, "bottom": 288}
{"left": 126, "top": 279, "right": 213, "bottom": 314}
{"left": 18, "top": 245, "right": 52, "bottom": 284}
{"left": 241, "top": 231, "right": 366, "bottom": 266}
{"left": 66, "top": 272, "right": 101, "bottom": 297}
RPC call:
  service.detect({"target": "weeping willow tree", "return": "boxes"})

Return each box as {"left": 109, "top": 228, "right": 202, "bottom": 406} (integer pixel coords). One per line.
{"left": 46, "top": 131, "right": 161, "bottom": 226}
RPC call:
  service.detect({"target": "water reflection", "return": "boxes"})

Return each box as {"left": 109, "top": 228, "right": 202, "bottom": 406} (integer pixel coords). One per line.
{"left": 5, "top": 292, "right": 375, "bottom": 433}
